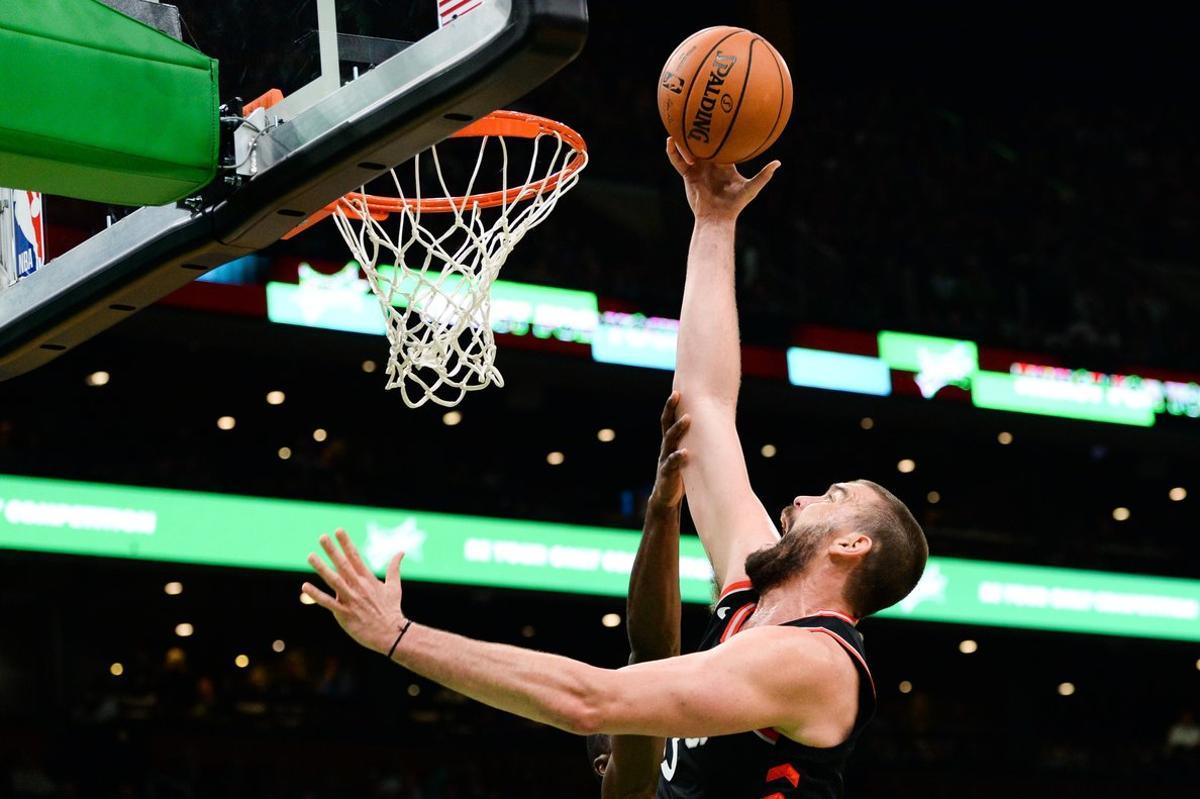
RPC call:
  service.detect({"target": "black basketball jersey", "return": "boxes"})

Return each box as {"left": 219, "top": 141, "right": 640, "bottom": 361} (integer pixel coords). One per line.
{"left": 656, "top": 582, "right": 876, "bottom": 799}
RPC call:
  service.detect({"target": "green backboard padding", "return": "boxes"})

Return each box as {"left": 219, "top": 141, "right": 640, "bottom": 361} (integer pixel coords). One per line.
{"left": 0, "top": 0, "right": 219, "bottom": 206}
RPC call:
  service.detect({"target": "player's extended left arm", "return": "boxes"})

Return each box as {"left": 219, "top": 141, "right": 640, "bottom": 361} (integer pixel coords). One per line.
{"left": 303, "top": 531, "right": 846, "bottom": 740}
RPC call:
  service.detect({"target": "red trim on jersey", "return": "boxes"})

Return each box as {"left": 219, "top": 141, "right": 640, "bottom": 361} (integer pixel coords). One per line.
{"left": 806, "top": 627, "right": 877, "bottom": 698}
{"left": 720, "top": 603, "right": 757, "bottom": 643}
{"left": 765, "top": 763, "right": 801, "bottom": 788}
{"left": 761, "top": 793, "right": 787, "bottom": 799}
{"left": 813, "top": 609, "right": 859, "bottom": 625}
{"left": 753, "top": 728, "right": 780, "bottom": 744}
{"left": 718, "top": 579, "right": 754, "bottom": 602}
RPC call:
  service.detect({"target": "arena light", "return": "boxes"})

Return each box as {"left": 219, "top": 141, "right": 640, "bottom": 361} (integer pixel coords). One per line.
{"left": 272, "top": 639, "right": 286, "bottom": 653}
{"left": 860, "top": 417, "right": 875, "bottom": 430}
{"left": 442, "top": 411, "right": 462, "bottom": 427}
{"left": 597, "top": 428, "right": 616, "bottom": 443}
{"left": 4, "top": 473, "right": 1200, "bottom": 641}
{"left": 897, "top": 459, "right": 916, "bottom": 474}
{"left": 786, "top": 347, "right": 891, "bottom": 396}
{"left": 175, "top": 623, "right": 194, "bottom": 638}
{"left": 546, "top": 451, "right": 565, "bottom": 466}
{"left": 312, "top": 428, "right": 328, "bottom": 442}
{"left": 997, "top": 431, "right": 1014, "bottom": 445}
{"left": 266, "top": 390, "right": 285, "bottom": 406}
{"left": 761, "top": 444, "right": 777, "bottom": 458}
{"left": 898, "top": 681, "right": 913, "bottom": 694}
{"left": 86, "top": 370, "right": 110, "bottom": 387}
{"left": 299, "top": 592, "right": 316, "bottom": 605}
{"left": 164, "top": 581, "right": 183, "bottom": 596}
{"left": 407, "top": 684, "right": 421, "bottom": 697}
{"left": 1112, "top": 507, "right": 1131, "bottom": 522}
{"left": 1170, "top": 487, "right": 1187, "bottom": 502}
{"left": 1057, "top": 682, "right": 1076, "bottom": 696}
{"left": 521, "top": 625, "right": 536, "bottom": 638}
{"left": 361, "top": 359, "right": 377, "bottom": 373}
{"left": 601, "top": 613, "right": 622, "bottom": 628}
{"left": 216, "top": 416, "right": 236, "bottom": 431}
{"left": 278, "top": 446, "right": 292, "bottom": 461}
{"left": 234, "top": 654, "right": 250, "bottom": 669}
{"left": 110, "top": 662, "right": 124, "bottom": 676}
{"left": 926, "top": 491, "right": 941, "bottom": 504}
{"left": 958, "top": 639, "right": 978, "bottom": 654}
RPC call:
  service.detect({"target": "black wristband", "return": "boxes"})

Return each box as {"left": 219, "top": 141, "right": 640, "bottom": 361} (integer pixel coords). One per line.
{"left": 386, "top": 620, "right": 413, "bottom": 660}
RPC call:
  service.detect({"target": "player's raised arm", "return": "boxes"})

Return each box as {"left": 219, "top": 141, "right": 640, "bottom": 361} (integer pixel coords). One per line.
{"left": 600, "top": 393, "right": 688, "bottom": 799}
{"left": 665, "top": 138, "right": 782, "bottom": 587}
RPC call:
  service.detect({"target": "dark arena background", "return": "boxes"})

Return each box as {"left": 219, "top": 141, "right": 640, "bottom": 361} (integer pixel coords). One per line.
{"left": 2, "top": 1, "right": 1199, "bottom": 797}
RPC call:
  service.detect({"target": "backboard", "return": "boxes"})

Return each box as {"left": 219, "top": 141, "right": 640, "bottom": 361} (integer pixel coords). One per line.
{"left": 0, "top": 0, "right": 587, "bottom": 380}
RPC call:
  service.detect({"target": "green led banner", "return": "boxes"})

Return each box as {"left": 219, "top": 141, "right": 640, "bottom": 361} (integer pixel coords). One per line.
{"left": 2, "top": 474, "right": 1199, "bottom": 641}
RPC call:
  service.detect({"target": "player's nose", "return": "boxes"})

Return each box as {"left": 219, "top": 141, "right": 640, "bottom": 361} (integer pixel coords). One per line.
{"left": 793, "top": 495, "right": 819, "bottom": 509}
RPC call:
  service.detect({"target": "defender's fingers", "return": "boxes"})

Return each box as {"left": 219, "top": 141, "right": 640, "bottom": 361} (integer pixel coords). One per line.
{"left": 335, "top": 529, "right": 372, "bottom": 578}
{"left": 386, "top": 551, "right": 405, "bottom": 584}
{"left": 660, "top": 390, "right": 681, "bottom": 431}
{"left": 661, "top": 448, "right": 689, "bottom": 473}
{"left": 308, "top": 552, "right": 351, "bottom": 597}
{"left": 663, "top": 414, "right": 691, "bottom": 449}
{"left": 301, "top": 582, "right": 343, "bottom": 612}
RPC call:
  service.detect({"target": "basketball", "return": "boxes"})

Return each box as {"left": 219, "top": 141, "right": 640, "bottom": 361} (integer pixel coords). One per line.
{"left": 657, "top": 27, "right": 793, "bottom": 164}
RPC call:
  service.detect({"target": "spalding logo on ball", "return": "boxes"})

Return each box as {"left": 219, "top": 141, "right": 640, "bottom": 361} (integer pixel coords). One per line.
{"left": 658, "top": 26, "right": 794, "bottom": 164}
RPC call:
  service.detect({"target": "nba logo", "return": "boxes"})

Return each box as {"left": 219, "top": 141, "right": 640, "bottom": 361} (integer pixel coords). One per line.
{"left": 1, "top": 187, "right": 45, "bottom": 286}
{"left": 13, "top": 190, "right": 46, "bottom": 279}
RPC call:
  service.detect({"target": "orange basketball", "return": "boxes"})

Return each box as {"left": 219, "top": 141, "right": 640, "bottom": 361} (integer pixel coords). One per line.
{"left": 657, "top": 26, "right": 793, "bottom": 164}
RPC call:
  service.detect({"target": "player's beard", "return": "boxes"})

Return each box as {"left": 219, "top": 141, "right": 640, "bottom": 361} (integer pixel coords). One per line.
{"left": 745, "top": 519, "right": 834, "bottom": 594}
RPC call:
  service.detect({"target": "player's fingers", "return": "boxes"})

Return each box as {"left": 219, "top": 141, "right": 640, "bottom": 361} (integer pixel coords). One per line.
{"left": 319, "top": 534, "right": 356, "bottom": 580}
{"left": 335, "top": 529, "right": 372, "bottom": 579}
{"left": 665, "top": 137, "right": 694, "bottom": 172}
{"left": 301, "top": 582, "right": 343, "bottom": 613}
{"left": 307, "top": 552, "right": 351, "bottom": 598}
{"left": 386, "top": 551, "right": 405, "bottom": 584}
{"left": 745, "top": 160, "right": 781, "bottom": 198}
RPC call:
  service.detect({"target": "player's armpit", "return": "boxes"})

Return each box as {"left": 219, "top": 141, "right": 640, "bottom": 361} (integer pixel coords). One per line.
{"left": 587, "top": 625, "right": 858, "bottom": 744}
{"left": 676, "top": 395, "right": 779, "bottom": 587}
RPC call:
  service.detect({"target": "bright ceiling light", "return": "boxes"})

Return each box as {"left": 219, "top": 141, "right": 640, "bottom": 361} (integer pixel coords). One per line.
{"left": 897, "top": 458, "right": 916, "bottom": 474}
{"left": 266, "top": 390, "right": 285, "bottom": 405}
{"left": 86, "top": 371, "right": 110, "bottom": 387}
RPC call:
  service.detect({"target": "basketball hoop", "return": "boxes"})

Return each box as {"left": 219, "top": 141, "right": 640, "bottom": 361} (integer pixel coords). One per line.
{"left": 284, "top": 110, "right": 587, "bottom": 408}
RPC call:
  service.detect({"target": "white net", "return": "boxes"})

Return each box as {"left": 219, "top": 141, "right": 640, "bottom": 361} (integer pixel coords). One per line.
{"left": 331, "top": 117, "right": 586, "bottom": 408}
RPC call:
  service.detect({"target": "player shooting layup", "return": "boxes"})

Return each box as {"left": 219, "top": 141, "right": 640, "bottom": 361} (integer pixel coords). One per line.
{"left": 302, "top": 141, "right": 929, "bottom": 798}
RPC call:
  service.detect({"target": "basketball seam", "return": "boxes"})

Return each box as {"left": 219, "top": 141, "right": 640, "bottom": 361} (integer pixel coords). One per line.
{"left": 679, "top": 29, "right": 745, "bottom": 152}
{"left": 742, "top": 40, "right": 788, "bottom": 162}
{"left": 711, "top": 36, "right": 756, "bottom": 162}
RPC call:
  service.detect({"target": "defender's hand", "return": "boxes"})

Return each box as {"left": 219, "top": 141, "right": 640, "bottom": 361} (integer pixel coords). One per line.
{"left": 302, "top": 529, "right": 407, "bottom": 656}
{"left": 649, "top": 391, "right": 690, "bottom": 510}
{"left": 665, "top": 137, "right": 780, "bottom": 222}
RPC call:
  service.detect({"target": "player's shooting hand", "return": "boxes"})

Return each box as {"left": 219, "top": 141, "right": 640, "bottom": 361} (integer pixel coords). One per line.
{"left": 665, "top": 137, "right": 780, "bottom": 222}
{"left": 302, "top": 529, "right": 407, "bottom": 656}
{"left": 649, "top": 391, "right": 690, "bottom": 511}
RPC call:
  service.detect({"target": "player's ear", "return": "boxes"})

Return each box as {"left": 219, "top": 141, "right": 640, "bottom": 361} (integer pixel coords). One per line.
{"left": 829, "top": 532, "right": 872, "bottom": 563}
{"left": 592, "top": 753, "right": 610, "bottom": 776}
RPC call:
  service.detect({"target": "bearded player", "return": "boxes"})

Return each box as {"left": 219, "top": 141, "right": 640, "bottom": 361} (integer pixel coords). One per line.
{"left": 301, "top": 141, "right": 928, "bottom": 799}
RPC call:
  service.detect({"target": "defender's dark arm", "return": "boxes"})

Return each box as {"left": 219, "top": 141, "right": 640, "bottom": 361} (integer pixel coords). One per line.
{"left": 601, "top": 393, "right": 689, "bottom": 799}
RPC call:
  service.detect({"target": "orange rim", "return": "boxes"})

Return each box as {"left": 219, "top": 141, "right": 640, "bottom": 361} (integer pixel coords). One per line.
{"left": 282, "top": 110, "right": 587, "bottom": 240}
